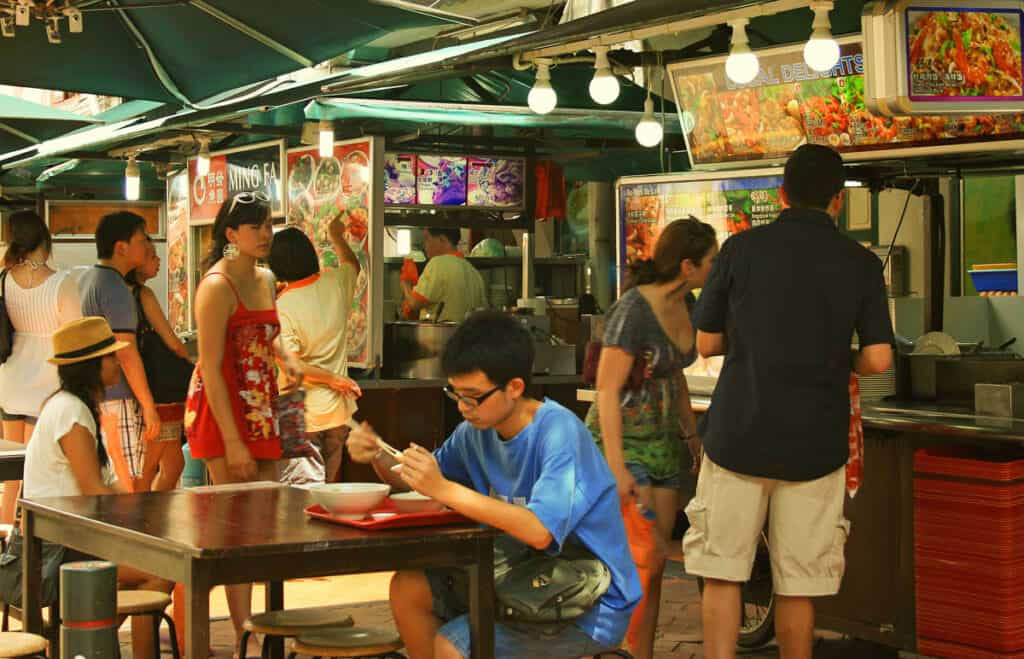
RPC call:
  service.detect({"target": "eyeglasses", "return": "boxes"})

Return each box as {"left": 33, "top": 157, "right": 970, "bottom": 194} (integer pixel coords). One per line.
{"left": 228, "top": 190, "right": 271, "bottom": 214}
{"left": 443, "top": 385, "right": 502, "bottom": 409}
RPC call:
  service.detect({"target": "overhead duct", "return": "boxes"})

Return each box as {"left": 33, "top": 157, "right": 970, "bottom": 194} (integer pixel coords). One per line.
{"left": 559, "top": 0, "right": 637, "bottom": 24}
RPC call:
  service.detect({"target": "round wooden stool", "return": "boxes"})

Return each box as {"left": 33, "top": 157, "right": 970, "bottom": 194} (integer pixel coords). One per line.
{"left": 0, "top": 631, "right": 47, "bottom": 658}
{"left": 288, "top": 627, "right": 404, "bottom": 658}
{"left": 240, "top": 605, "right": 354, "bottom": 658}
{"left": 116, "top": 590, "right": 179, "bottom": 659}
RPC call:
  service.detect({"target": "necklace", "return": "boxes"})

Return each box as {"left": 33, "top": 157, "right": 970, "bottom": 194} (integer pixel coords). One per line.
{"left": 19, "top": 259, "right": 45, "bottom": 271}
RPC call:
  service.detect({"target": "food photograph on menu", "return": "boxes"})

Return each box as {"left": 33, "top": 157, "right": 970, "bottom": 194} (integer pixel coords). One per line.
{"left": 416, "top": 155, "right": 467, "bottom": 206}
{"left": 906, "top": 8, "right": 1023, "bottom": 100}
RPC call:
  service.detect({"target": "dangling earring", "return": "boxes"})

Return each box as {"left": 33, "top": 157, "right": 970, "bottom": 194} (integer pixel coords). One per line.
{"left": 223, "top": 243, "right": 240, "bottom": 261}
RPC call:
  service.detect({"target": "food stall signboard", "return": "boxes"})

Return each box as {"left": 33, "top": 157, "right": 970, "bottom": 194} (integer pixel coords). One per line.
{"left": 669, "top": 36, "right": 1024, "bottom": 167}
{"left": 287, "top": 138, "right": 376, "bottom": 370}
{"left": 616, "top": 170, "right": 784, "bottom": 287}
{"left": 188, "top": 140, "right": 286, "bottom": 223}
{"left": 864, "top": 1, "right": 1024, "bottom": 115}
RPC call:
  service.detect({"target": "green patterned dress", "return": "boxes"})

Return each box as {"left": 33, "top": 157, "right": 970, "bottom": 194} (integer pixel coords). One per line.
{"left": 584, "top": 288, "right": 694, "bottom": 481}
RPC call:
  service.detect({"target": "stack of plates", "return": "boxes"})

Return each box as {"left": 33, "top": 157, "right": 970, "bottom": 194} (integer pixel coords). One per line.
{"left": 858, "top": 366, "right": 895, "bottom": 401}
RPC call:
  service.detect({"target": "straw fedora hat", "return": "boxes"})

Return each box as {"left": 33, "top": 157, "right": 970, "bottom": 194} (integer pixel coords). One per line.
{"left": 48, "top": 317, "right": 130, "bottom": 366}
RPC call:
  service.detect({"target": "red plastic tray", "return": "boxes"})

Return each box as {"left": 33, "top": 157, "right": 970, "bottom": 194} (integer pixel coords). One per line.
{"left": 305, "top": 502, "right": 471, "bottom": 530}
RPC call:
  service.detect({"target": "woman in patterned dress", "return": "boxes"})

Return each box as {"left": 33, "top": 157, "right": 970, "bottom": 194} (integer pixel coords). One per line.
{"left": 184, "top": 192, "right": 303, "bottom": 654}
{"left": 585, "top": 217, "right": 718, "bottom": 659}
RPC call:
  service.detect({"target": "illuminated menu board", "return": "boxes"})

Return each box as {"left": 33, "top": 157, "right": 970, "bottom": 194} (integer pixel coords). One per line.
{"left": 668, "top": 38, "right": 1024, "bottom": 167}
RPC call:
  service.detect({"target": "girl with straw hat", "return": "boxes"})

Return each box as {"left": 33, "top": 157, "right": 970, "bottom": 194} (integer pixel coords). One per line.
{"left": 22, "top": 317, "right": 171, "bottom": 657}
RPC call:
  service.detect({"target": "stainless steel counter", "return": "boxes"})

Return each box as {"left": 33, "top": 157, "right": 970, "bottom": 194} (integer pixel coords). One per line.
{"left": 576, "top": 390, "right": 1024, "bottom": 443}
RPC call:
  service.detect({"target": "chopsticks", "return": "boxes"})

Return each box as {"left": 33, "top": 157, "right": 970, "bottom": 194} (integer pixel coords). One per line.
{"left": 345, "top": 418, "right": 403, "bottom": 461}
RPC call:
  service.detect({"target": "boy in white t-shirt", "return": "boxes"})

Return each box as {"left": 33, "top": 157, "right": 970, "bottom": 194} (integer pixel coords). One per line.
{"left": 270, "top": 215, "right": 362, "bottom": 483}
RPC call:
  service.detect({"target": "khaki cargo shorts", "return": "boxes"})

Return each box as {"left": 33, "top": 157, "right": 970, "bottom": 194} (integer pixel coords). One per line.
{"left": 682, "top": 454, "right": 850, "bottom": 597}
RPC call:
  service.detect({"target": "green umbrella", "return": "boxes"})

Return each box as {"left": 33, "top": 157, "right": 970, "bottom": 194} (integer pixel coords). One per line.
{"left": 0, "top": 93, "right": 99, "bottom": 155}
{"left": 0, "top": 1, "right": 452, "bottom": 107}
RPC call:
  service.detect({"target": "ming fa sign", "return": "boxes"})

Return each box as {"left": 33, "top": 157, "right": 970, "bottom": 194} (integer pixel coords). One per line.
{"left": 187, "top": 140, "right": 287, "bottom": 223}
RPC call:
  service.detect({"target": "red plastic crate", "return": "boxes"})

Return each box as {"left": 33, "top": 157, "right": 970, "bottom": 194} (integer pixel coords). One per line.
{"left": 914, "top": 447, "right": 1024, "bottom": 655}
{"left": 919, "top": 637, "right": 1024, "bottom": 659}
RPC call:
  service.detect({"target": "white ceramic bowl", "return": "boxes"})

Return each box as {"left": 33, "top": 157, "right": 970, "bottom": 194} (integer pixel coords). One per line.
{"left": 310, "top": 483, "right": 390, "bottom": 519}
{"left": 391, "top": 491, "right": 445, "bottom": 514}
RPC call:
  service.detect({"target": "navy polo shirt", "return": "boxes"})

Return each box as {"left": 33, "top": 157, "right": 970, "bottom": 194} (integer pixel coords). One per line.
{"left": 694, "top": 207, "right": 894, "bottom": 481}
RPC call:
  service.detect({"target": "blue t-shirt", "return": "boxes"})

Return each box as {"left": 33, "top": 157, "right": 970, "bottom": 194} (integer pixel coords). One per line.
{"left": 434, "top": 399, "right": 642, "bottom": 647}
{"left": 78, "top": 265, "right": 136, "bottom": 401}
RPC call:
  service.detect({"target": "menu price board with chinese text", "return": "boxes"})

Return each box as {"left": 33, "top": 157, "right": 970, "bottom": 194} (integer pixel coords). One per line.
{"left": 863, "top": 1, "right": 1024, "bottom": 115}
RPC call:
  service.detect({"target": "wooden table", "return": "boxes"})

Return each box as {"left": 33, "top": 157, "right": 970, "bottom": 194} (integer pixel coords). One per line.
{"left": 0, "top": 439, "right": 26, "bottom": 481}
{"left": 21, "top": 483, "right": 496, "bottom": 659}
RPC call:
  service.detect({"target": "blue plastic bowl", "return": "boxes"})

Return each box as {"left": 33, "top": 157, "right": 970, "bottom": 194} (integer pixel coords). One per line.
{"left": 968, "top": 269, "right": 1018, "bottom": 293}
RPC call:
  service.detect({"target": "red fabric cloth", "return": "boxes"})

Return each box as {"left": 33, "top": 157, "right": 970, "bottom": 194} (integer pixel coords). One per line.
{"left": 847, "top": 373, "right": 863, "bottom": 497}
{"left": 399, "top": 258, "right": 419, "bottom": 285}
{"left": 621, "top": 501, "right": 658, "bottom": 649}
{"left": 184, "top": 273, "right": 283, "bottom": 461}
{"left": 534, "top": 160, "right": 566, "bottom": 222}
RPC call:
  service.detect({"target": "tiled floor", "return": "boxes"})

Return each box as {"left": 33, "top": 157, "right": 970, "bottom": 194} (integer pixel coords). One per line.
{"left": 111, "top": 553, "right": 900, "bottom": 658}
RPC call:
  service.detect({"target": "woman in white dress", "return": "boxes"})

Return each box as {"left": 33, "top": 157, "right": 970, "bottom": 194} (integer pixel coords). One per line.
{"left": 0, "top": 211, "right": 80, "bottom": 524}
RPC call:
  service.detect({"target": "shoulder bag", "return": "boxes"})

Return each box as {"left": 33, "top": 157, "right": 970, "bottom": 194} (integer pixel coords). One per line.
{"left": 451, "top": 534, "right": 611, "bottom": 636}
{"left": 133, "top": 286, "right": 194, "bottom": 404}
{"left": 0, "top": 270, "right": 14, "bottom": 364}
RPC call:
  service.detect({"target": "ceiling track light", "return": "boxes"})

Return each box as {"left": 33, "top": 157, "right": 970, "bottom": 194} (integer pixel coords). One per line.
{"left": 635, "top": 94, "right": 663, "bottom": 148}
{"left": 125, "top": 156, "right": 140, "bottom": 201}
{"left": 589, "top": 45, "right": 620, "bottom": 105}
{"left": 805, "top": 0, "right": 840, "bottom": 72}
{"left": 725, "top": 18, "right": 759, "bottom": 85}
{"left": 528, "top": 59, "right": 557, "bottom": 115}
{"left": 318, "top": 119, "right": 334, "bottom": 158}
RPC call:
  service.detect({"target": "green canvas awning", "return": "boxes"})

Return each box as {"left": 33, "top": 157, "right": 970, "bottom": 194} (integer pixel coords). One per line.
{"left": 0, "top": 1, "right": 451, "bottom": 106}
{"left": 0, "top": 93, "right": 99, "bottom": 155}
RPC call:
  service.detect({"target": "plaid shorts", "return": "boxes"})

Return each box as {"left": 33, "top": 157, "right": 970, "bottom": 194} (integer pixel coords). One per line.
{"left": 100, "top": 399, "right": 145, "bottom": 479}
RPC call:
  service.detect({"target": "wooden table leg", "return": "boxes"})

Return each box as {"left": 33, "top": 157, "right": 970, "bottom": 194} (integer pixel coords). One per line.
{"left": 184, "top": 562, "right": 211, "bottom": 659}
{"left": 21, "top": 509, "right": 43, "bottom": 634}
{"left": 265, "top": 581, "right": 285, "bottom": 659}
{"left": 466, "top": 536, "right": 495, "bottom": 659}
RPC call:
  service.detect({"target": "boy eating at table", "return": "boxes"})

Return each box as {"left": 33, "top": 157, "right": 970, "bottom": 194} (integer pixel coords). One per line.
{"left": 347, "top": 310, "right": 641, "bottom": 659}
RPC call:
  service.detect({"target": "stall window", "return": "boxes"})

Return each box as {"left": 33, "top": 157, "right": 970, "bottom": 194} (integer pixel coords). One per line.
{"left": 962, "top": 176, "right": 1016, "bottom": 295}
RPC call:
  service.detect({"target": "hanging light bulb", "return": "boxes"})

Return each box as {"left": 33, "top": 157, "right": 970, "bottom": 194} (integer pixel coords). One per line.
{"left": 318, "top": 120, "right": 334, "bottom": 158}
{"left": 528, "top": 60, "right": 557, "bottom": 115}
{"left": 125, "top": 157, "right": 140, "bottom": 201}
{"left": 635, "top": 96, "right": 663, "bottom": 148}
{"left": 196, "top": 139, "right": 211, "bottom": 177}
{"left": 725, "top": 19, "right": 760, "bottom": 85}
{"left": 589, "top": 46, "right": 620, "bottom": 105}
{"left": 804, "top": 1, "right": 840, "bottom": 72}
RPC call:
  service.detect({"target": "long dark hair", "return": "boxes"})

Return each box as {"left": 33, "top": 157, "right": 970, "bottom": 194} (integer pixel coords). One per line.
{"left": 54, "top": 358, "right": 109, "bottom": 468}
{"left": 3, "top": 210, "right": 52, "bottom": 269}
{"left": 628, "top": 216, "right": 716, "bottom": 288}
{"left": 202, "top": 194, "right": 271, "bottom": 271}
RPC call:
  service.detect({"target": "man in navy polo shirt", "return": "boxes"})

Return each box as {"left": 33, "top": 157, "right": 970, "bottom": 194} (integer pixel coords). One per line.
{"left": 686, "top": 144, "right": 894, "bottom": 659}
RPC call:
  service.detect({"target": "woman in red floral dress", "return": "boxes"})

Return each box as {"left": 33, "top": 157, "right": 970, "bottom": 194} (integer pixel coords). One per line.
{"left": 184, "top": 191, "right": 303, "bottom": 653}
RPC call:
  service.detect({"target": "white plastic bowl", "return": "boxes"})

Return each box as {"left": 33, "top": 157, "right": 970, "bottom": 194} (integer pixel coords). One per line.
{"left": 391, "top": 491, "right": 445, "bottom": 514}
{"left": 310, "top": 483, "right": 390, "bottom": 519}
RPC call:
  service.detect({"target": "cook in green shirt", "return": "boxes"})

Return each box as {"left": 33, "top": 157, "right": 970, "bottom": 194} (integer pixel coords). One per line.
{"left": 401, "top": 227, "right": 488, "bottom": 323}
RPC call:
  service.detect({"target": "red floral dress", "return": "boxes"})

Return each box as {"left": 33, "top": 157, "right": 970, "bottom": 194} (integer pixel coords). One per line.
{"left": 184, "top": 273, "right": 283, "bottom": 460}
